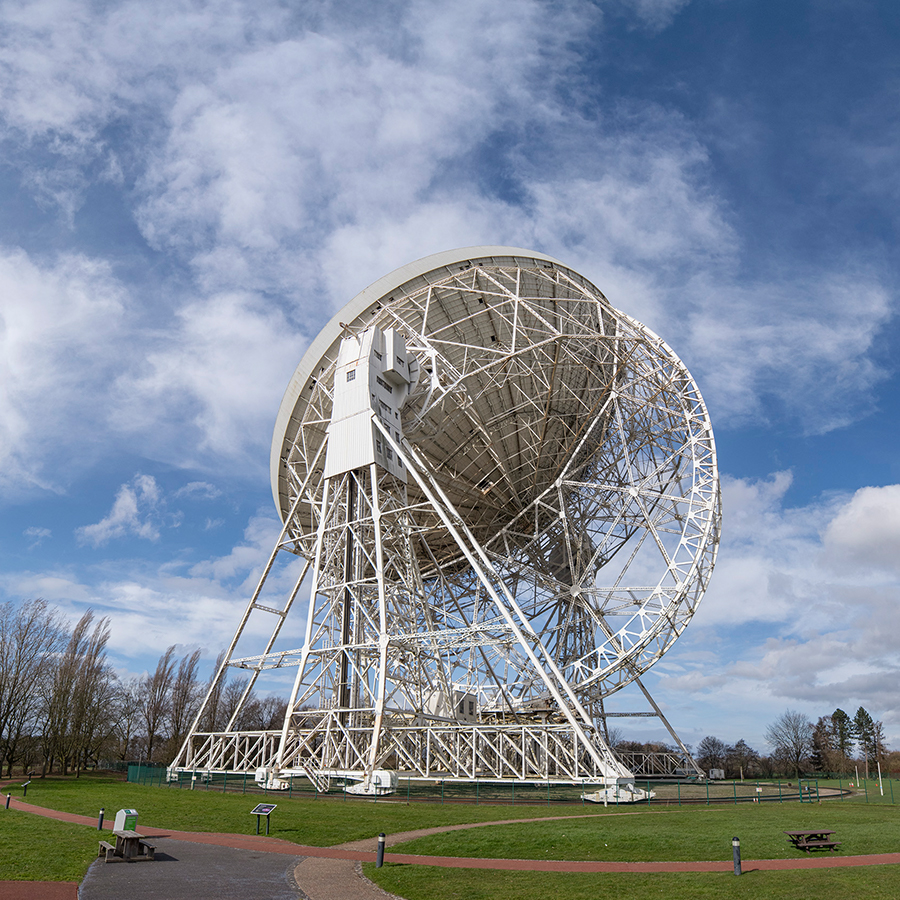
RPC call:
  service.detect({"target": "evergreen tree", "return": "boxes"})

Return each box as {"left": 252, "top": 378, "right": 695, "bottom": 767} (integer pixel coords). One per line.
{"left": 830, "top": 708, "right": 854, "bottom": 769}
{"left": 811, "top": 717, "right": 833, "bottom": 772}
{"left": 852, "top": 707, "right": 875, "bottom": 778}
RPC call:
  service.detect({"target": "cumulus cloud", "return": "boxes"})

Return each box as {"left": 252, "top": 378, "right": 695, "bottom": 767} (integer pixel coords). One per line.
{"left": 0, "top": 248, "right": 128, "bottom": 497}
{"left": 0, "top": 0, "right": 893, "bottom": 486}
{"left": 658, "top": 475, "right": 900, "bottom": 741}
{"left": 76, "top": 473, "right": 162, "bottom": 546}
{"left": 110, "top": 291, "right": 300, "bottom": 470}
{"left": 687, "top": 472, "right": 823, "bottom": 627}
{"left": 823, "top": 484, "right": 900, "bottom": 572}
{"left": 133, "top": 0, "right": 582, "bottom": 297}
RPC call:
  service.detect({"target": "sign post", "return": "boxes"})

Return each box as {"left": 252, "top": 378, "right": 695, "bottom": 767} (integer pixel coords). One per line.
{"left": 250, "top": 803, "right": 277, "bottom": 835}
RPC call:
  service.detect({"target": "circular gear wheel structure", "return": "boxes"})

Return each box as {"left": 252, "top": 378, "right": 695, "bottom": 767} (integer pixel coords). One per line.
{"left": 272, "top": 247, "right": 721, "bottom": 719}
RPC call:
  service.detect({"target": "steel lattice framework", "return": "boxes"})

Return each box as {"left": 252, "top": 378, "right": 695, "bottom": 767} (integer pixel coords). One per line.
{"left": 171, "top": 247, "right": 720, "bottom": 794}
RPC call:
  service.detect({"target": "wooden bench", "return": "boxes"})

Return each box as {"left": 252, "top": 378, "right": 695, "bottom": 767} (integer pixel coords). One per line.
{"left": 784, "top": 830, "right": 841, "bottom": 852}
{"left": 99, "top": 830, "right": 156, "bottom": 862}
{"left": 801, "top": 840, "right": 841, "bottom": 850}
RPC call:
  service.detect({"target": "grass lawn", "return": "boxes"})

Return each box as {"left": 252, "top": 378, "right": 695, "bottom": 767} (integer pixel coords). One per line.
{"left": 4, "top": 772, "right": 899, "bottom": 899}
{"left": 0, "top": 807, "right": 97, "bottom": 881}
{"left": 8, "top": 773, "right": 608, "bottom": 848}
{"left": 364, "top": 865, "right": 900, "bottom": 900}
{"left": 380, "top": 800, "right": 900, "bottom": 860}
{"left": 365, "top": 789, "right": 900, "bottom": 900}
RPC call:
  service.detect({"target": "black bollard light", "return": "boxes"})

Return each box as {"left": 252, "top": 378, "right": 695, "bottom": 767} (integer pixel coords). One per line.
{"left": 732, "top": 836, "right": 741, "bottom": 876}
{"left": 98, "top": 808, "right": 105, "bottom": 831}
{"left": 22, "top": 781, "right": 30, "bottom": 798}
{"left": 377, "top": 832, "right": 386, "bottom": 868}
{"left": 5, "top": 794, "right": 10, "bottom": 810}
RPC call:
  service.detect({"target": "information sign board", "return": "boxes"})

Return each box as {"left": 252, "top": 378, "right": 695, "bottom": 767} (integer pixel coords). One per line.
{"left": 250, "top": 803, "right": 277, "bottom": 834}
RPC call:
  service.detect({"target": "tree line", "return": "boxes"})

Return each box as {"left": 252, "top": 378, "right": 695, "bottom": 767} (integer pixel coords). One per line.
{"left": 693, "top": 707, "right": 895, "bottom": 781}
{"left": 0, "top": 599, "right": 286, "bottom": 777}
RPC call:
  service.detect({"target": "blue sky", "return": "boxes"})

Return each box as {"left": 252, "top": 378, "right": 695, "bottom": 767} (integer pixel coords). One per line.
{"left": 1, "top": 0, "right": 898, "bottom": 755}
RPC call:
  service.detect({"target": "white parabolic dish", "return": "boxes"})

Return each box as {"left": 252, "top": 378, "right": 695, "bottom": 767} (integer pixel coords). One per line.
{"left": 269, "top": 246, "right": 721, "bottom": 703}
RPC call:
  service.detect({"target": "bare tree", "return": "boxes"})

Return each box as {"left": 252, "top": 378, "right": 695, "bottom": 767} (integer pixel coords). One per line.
{"left": 696, "top": 735, "right": 726, "bottom": 774}
{"left": 69, "top": 614, "right": 117, "bottom": 775}
{"left": 605, "top": 726, "right": 625, "bottom": 750}
{"left": 167, "top": 649, "right": 201, "bottom": 758}
{"left": 238, "top": 694, "right": 288, "bottom": 731}
{"left": 765, "top": 709, "right": 813, "bottom": 778}
{"left": 111, "top": 677, "right": 144, "bottom": 761}
{"left": 0, "top": 600, "right": 65, "bottom": 776}
{"left": 199, "top": 650, "right": 228, "bottom": 733}
{"left": 40, "top": 612, "right": 90, "bottom": 774}
{"left": 40, "top": 611, "right": 114, "bottom": 775}
{"left": 259, "top": 695, "right": 288, "bottom": 730}
{"left": 189, "top": 651, "right": 286, "bottom": 738}
{"left": 220, "top": 676, "right": 252, "bottom": 729}
{"left": 725, "top": 739, "right": 759, "bottom": 779}
{"left": 142, "top": 646, "right": 176, "bottom": 762}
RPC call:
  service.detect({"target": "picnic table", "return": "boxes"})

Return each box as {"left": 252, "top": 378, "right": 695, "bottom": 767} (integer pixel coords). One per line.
{"left": 783, "top": 829, "right": 841, "bottom": 852}
{"left": 98, "top": 829, "right": 156, "bottom": 862}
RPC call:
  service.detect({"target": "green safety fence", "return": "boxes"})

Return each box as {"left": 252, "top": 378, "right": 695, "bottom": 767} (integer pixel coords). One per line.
{"left": 124, "top": 768, "right": 898, "bottom": 806}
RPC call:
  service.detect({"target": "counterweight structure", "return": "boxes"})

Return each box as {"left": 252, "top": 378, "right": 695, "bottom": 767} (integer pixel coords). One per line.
{"left": 170, "top": 247, "right": 721, "bottom": 796}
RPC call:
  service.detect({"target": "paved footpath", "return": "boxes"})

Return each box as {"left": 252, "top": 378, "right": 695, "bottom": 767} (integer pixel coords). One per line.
{"left": 3, "top": 794, "right": 900, "bottom": 900}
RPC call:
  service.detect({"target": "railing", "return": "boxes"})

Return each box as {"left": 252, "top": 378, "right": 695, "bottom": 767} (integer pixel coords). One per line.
{"left": 130, "top": 767, "right": 896, "bottom": 806}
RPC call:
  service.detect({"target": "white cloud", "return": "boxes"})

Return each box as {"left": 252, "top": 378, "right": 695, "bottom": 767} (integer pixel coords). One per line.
{"left": 657, "top": 475, "right": 900, "bottom": 742}
{"left": 688, "top": 472, "right": 825, "bottom": 627}
{"left": 189, "top": 512, "right": 278, "bottom": 582}
{"left": 0, "top": 0, "right": 893, "bottom": 470}
{"left": 823, "top": 484, "right": 900, "bottom": 573}
{"left": 24, "top": 526, "right": 52, "bottom": 548}
{"left": 132, "top": 0, "right": 567, "bottom": 297}
{"left": 110, "top": 291, "right": 300, "bottom": 471}
{"left": 613, "top": 0, "right": 691, "bottom": 31}
{"left": 0, "top": 247, "right": 128, "bottom": 497}
{"left": 174, "top": 481, "right": 222, "bottom": 500}
{"left": 2, "top": 509, "right": 304, "bottom": 662}
{"left": 0, "top": 571, "right": 93, "bottom": 604}
{"left": 680, "top": 272, "right": 892, "bottom": 434}
{"left": 76, "top": 473, "right": 162, "bottom": 546}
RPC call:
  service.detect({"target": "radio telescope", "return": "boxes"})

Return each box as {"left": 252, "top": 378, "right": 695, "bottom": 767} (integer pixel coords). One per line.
{"left": 171, "top": 247, "right": 720, "bottom": 798}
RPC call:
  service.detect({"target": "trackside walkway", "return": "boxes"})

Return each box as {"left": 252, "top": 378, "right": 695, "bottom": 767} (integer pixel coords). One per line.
{"left": 3, "top": 795, "right": 900, "bottom": 899}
